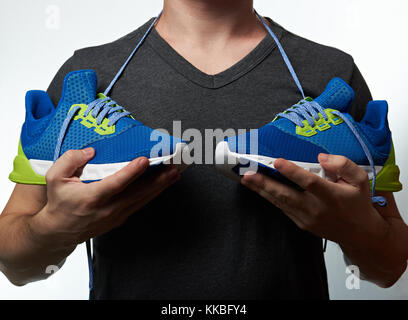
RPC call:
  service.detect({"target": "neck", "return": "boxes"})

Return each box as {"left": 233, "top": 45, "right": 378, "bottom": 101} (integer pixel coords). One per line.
{"left": 155, "top": 0, "right": 268, "bottom": 75}
{"left": 157, "top": 0, "right": 263, "bottom": 43}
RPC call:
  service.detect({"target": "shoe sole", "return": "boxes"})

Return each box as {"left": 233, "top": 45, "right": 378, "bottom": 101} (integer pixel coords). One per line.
{"left": 29, "top": 142, "right": 189, "bottom": 182}
{"left": 215, "top": 141, "right": 383, "bottom": 183}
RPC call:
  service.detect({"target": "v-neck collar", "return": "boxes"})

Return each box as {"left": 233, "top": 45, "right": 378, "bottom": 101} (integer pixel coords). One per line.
{"left": 142, "top": 18, "right": 284, "bottom": 89}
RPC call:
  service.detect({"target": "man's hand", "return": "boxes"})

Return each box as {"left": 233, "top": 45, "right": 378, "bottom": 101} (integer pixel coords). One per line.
{"left": 33, "top": 147, "right": 181, "bottom": 248}
{"left": 0, "top": 147, "right": 180, "bottom": 285}
{"left": 241, "top": 153, "right": 408, "bottom": 288}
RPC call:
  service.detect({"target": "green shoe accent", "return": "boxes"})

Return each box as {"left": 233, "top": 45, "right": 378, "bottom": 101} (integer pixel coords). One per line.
{"left": 9, "top": 140, "right": 46, "bottom": 185}
{"left": 67, "top": 93, "right": 134, "bottom": 136}
{"left": 296, "top": 108, "right": 344, "bottom": 137}
{"left": 372, "top": 143, "right": 402, "bottom": 192}
{"left": 69, "top": 102, "right": 116, "bottom": 136}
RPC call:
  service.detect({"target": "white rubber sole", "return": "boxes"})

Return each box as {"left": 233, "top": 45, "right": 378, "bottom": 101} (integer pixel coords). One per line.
{"left": 215, "top": 141, "right": 383, "bottom": 182}
{"left": 30, "top": 143, "right": 189, "bottom": 182}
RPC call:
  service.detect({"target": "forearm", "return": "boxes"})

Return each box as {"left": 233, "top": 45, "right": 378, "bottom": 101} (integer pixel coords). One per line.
{"left": 340, "top": 216, "right": 408, "bottom": 288}
{"left": 0, "top": 210, "right": 75, "bottom": 286}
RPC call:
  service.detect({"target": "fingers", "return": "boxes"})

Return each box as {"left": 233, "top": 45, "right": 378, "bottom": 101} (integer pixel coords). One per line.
{"left": 111, "top": 165, "right": 180, "bottom": 210}
{"left": 90, "top": 157, "right": 150, "bottom": 197}
{"left": 46, "top": 148, "right": 95, "bottom": 183}
{"left": 274, "top": 158, "right": 334, "bottom": 196}
{"left": 96, "top": 166, "right": 181, "bottom": 228}
{"left": 241, "top": 172, "right": 311, "bottom": 229}
{"left": 118, "top": 170, "right": 180, "bottom": 223}
{"left": 241, "top": 172, "right": 307, "bottom": 212}
{"left": 318, "top": 153, "right": 369, "bottom": 189}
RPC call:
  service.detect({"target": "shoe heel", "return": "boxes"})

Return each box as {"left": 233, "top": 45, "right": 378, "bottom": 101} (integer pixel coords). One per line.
{"left": 372, "top": 143, "right": 402, "bottom": 192}
{"left": 9, "top": 140, "right": 46, "bottom": 185}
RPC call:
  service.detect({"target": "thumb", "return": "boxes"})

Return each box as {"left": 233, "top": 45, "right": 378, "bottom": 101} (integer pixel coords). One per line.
{"left": 318, "top": 153, "right": 368, "bottom": 188}
{"left": 46, "top": 148, "right": 95, "bottom": 181}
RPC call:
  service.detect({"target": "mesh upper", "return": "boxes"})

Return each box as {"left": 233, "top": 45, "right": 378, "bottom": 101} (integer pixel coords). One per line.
{"left": 22, "top": 70, "right": 180, "bottom": 163}
{"left": 87, "top": 127, "right": 182, "bottom": 164}
{"left": 227, "top": 77, "right": 390, "bottom": 166}
{"left": 273, "top": 116, "right": 389, "bottom": 165}
{"left": 227, "top": 125, "right": 328, "bottom": 163}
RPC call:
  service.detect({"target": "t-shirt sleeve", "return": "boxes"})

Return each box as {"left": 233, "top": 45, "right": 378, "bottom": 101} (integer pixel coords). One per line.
{"left": 348, "top": 63, "right": 372, "bottom": 122}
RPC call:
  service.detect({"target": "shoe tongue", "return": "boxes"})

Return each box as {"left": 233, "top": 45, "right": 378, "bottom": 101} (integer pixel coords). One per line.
{"left": 314, "top": 77, "right": 355, "bottom": 112}
{"left": 61, "top": 70, "right": 97, "bottom": 107}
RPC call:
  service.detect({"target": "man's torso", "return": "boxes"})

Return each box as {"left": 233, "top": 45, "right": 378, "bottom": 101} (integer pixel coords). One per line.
{"left": 47, "top": 18, "right": 371, "bottom": 299}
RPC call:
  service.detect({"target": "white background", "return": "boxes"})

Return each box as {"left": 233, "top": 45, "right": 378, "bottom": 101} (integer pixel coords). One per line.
{"left": 0, "top": 0, "right": 407, "bottom": 300}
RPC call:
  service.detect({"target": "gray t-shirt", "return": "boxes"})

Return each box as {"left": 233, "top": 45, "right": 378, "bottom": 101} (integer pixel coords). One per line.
{"left": 47, "top": 18, "right": 371, "bottom": 299}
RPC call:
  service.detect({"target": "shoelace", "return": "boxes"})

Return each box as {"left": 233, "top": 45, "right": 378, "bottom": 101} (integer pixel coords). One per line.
{"left": 277, "top": 99, "right": 328, "bottom": 128}
{"left": 278, "top": 99, "right": 387, "bottom": 207}
{"left": 53, "top": 97, "right": 130, "bottom": 162}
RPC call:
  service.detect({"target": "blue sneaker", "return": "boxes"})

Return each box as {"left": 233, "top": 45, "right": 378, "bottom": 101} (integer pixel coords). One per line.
{"left": 9, "top": 70, "right": 188, "bottom": 184}
{"left": 215, "top": 78, "right": 402, "bottom": 197}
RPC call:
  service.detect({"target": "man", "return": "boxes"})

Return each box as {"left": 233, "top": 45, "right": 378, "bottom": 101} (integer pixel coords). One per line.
{"left": 0, "top": 0, "right": 406, "bottom": 299}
